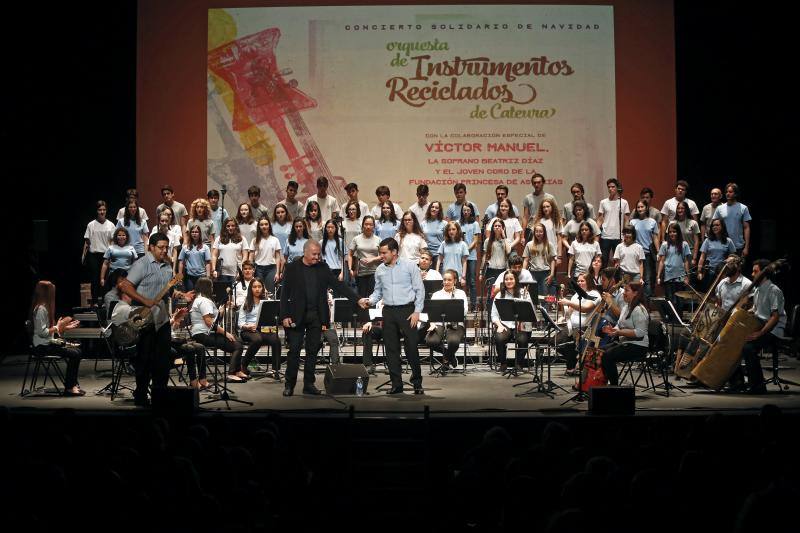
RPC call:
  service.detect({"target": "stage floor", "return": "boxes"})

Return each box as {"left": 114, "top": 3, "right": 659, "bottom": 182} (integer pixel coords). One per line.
{"left": 4, "top": 347, "right": 800, "bottom": 415}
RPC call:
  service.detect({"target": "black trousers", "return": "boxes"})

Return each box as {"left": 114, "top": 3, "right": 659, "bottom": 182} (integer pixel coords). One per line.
{"left": 356, "top": 275, "right": 375, "bottom": 298}
{"left": 34, "top": 343, "right": 82, "bottom": 389}
{"left": 285, "top": 310, "right": 323, "bottom": 389}
{"left": 600, "top": 238, "right": 621, "bottom": 268}
{"left": 360, "top": 326, "right": 383, "bottom": 365}
{"left": 494, "top": 328, "right": 531, "bottom": 365}
{"left": 192, "top": 332, "right": 244, "bottom": 372}
{"left": 171, "top": 339, "right": 206, "bottom": 380}
{"left": 240, "top": 330, "right": 282, "bottom": 371}
{"left": 86, "top": 251, "right": 105, "bottom": 300}
{"left": 601, "top": 342, "right": 648, "bottom": 385}
{"left": 383, "top": 304, "right": 422, "bottom": 389}
{"left": 731, "top": 332, "right": 772, "bottom": 388}
{"left": 425, "top": 325, "right": 464, "bottom": 365}
{"left": 135, "top": 322, "right": 172, "bottom": 401}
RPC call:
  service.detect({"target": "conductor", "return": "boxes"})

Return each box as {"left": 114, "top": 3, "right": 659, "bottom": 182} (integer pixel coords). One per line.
{"left": 280, "top": 240, "right": 360, "bottom": 396}
{"left": 359, "top": 238, "right": 426, "bottom": 395}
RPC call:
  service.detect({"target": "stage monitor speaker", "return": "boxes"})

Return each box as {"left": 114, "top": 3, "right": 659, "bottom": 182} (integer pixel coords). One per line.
{"left": 152, "top": 386, "right": 199, "bottom": 415}
{"left": 324, "top": 364, "right": 369, "bottom": 395}
{"left": 589, "top": 386, "right": 634, "bottom": 415}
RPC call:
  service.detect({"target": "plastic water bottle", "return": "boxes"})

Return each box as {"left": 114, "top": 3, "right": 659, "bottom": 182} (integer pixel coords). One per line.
{"left": 355, "top": 376, "right": 364, "bottom": 397}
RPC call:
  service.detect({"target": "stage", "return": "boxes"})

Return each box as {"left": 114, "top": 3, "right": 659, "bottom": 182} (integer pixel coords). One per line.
{"left": 4, "top": 346, "right": 800, "bottom": 416}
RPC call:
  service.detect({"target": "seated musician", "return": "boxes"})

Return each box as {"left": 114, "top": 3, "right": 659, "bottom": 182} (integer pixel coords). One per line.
{"left": 30, "top": 280, "right": 85, "bottom": 396}
{"left": 360, "top": 300, "right": 384, "bottom": 375}
{"left": 491, "top": 270, "right": 535, "bottom": 374}
{"left": 169, "top": 302, "right": 209, "bottom": 390}
{"left": 425, "top": 269, "right": 468, "bottom": 371}
{"left": 238, "top": 276, "right": 282, "bottom": 379}
{"left": 600, "top": 282, "right": 650, "bottom": 386}
{"left": 556, "top": 273, "right": 601, "bottom": 376}
{"left": 492, "top": 254, "right": 534, "bottom": 291}
{"left": 189, "top": 277, "right": 245, "bottom": 382}
{"left": 730, "top": 259, "right": 786, "bottom": 394}
{"left": 418, "top": 250, "right": 442, "bottom": 281}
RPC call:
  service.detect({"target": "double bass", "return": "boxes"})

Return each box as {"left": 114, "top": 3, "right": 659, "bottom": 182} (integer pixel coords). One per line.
{"left": 691, "top": 258, "right": 787, "bottom": 389}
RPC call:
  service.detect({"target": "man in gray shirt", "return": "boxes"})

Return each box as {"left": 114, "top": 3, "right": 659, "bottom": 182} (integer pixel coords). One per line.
{"left": 118, "top": 232, "right": 192, "bottom": 406}
{"left": 359, "top": 238, "right": 425, "bottom": 395}
{"left": 156, "top": 184, "right": 188, "bottom": 229}
{"left": 522, "top": 173, "right": 558, "bottom": 231}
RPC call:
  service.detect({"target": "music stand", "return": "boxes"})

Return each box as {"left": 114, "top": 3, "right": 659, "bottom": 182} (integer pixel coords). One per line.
{"left": 515, "top": 305, "right": 569, "bottom": 398}
{"left": 561, "top": 280, "right": 592, "bottom": 405}
{"left": 652, "top": 297, "right": 689, "bottom": 395}
{"left": 423, "top": 280, "right": 443, "bottom": 298}
{"left": 493, "top": 298, "right": 537, "bottom": 378}
{"left": 248, "top": 300, "right": 282, "bottom": 382}
{"left": 423, "top": 299, "right": 466, "bottom": 376}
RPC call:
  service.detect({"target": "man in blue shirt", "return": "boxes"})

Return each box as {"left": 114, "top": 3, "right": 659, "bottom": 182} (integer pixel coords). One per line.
{"left": 359, "top": 238, "right": 425, "bottom": 394}
{"left": 446, "top": 183, "right": 481, "bottom": 221}
{"left": 712, "top": 182, "right": 751, "bottom": 257}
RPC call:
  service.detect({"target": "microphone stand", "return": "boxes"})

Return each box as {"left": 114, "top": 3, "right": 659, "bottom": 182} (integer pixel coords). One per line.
{"left": 562, "top": 279, "right": 591, "bottom": 404}
{"left": 200, "top": 285, "right": 253, "bottom": 409}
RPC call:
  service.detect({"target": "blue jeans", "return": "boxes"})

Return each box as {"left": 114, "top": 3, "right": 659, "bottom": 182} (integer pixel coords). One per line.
{"left": 255, "top": 264, "right": 277, "bottom": 296}
{"left": 531, "top": 269, "right": 551, "bottom": 296}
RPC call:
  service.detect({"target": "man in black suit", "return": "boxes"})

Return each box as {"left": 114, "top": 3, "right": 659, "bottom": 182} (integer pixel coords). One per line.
{"left": 280, "top": 240, "right": 360, "bottom": 396}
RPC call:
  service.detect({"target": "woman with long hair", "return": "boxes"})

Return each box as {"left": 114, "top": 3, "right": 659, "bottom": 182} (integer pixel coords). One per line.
{"left": 30, "top": 281, "right": 84, "bottom": 395}
{"left": 178, "top": 225, "right": 212, "bottom": 291}
{"left": 561, "top": 200, "right": 600, "bottom": 248}
{"left": 523, "top": 222, "right": 557, "bottom": 296}
{"left": 485, "top": 198, "right": 522, "bottom": 250}
{"left": 187, "top": 198, "right": 215, "bottom": 245}
{"left": 630, "top": 199, "right": 660, "bottom": 296}
{"left": 212, "top": 218, "right": 247, "bottom": 284}
{"left": 271, "top": 203, "right": 292, "bottom": 252}
{"left": 534, "top": 198, "right": 564, "bottom": 265}
{"left": 567, "top": 222, "right": 602, "bottom": 279}
{"left": 396, "top": 211, "right": 427, "bottom": 264}
{"left": 342, "top": 200, "right": 363, "bottom": 248}
{"left": 100, "top": 227, "right": 137, "bottom": 290}
{"left": 491, "top": 270, "right": 534, "bottom": 374}
{"left": 674, "top": 200, "right": 701, "bottom": 268}
{"left": 238, "top": 277, "right": 282, "bottom": 380}
{"left": 437, "top": 222, "right": 469, "bottom": 287}
{"left": 422, "top": 201, "right": 447, "bottom": 267}
{"left": 235, "top": 202, "right": 257, "bottom": 243}
{"left": 321, "top": 219, "right": 345, "bottom": 282}
{"left": 189, "top": 277, "right": 245, "bottom": 382}
{"left": 556, "top": 272, "right": 602, "bottom": 375}
{"left": 348, "top": 215, "right": 382, "bottom": 297}
{"left": 285, "top": 218, "right": 309, "bottom": 263}
{"left": 376, "top": 200, "right": 401, "bottom": 240}
{"left": 480, "top": 218, "right": 511, "bottom": 284}
{"left": 116, "top": 198, "right": 149, "bottom": 258}
{"left": 657, "top": 222, "right": 692, "bottom": 308}
{"left": 151, "top": 210, "right": 182, "bottom": 270}
{"left": 459, "top": 203, "right": 481, "bottom": 311}
{"left": 304, "top": 200, "right": 324, "bottom": 241}
{"left": 83, "top": 200, "right": 116, "bottom": 299}
{"left": 697, "top": 218, "right": 736, "bottom": 288}
{"left": 250, "top": 216, "right": 283, "bottom": 296}
{"left": 601, "top": 282, "right": 650, "bottom": 386}
{"left": 425, "top": 270, "right": 468, "bottom": 371}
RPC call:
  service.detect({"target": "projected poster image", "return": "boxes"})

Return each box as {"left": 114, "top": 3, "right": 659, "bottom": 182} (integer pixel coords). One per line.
{"left": 207, "top": 5, "right": 616, "bottom": 213}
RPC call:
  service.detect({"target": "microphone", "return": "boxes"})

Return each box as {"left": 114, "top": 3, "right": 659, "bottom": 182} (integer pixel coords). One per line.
{"left": 221, "top": 184, "right": 228, "bottom": 194}
{"left": 238, "top": 266, "right": 246, "bottom": 289}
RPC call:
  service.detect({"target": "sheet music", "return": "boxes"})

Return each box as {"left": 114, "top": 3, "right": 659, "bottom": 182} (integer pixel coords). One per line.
{"left": 368, "top": 308, "right": 383, "bottom": 320}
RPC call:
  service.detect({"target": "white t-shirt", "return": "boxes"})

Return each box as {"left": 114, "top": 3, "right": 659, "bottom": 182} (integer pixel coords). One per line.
{"left": 420, "top": 268, "right": 443, "bottom": 281}
{"left": 409, "top": 202, "right": 430, "bottom": 224}
{"left": 116, "top": 206, "right": 149, "bottom": 223}
{"left": 568, "top": 290, "right": 601, "bottom": 330}
{"left": 598, "top": 198, "right": 631, "bottom": 240}
{"left": 661, "top": 197, "right": 700, "bottom": 221}
{"left": 238, "top": 222, "right": 257, "bottom": 244}
{"left": 568, "top": 240, "right": 602, "bottom": 275}
{"left": 249, "top": 235, "right": 281, "bottom": 266}
{"left": 493, "top": 268, "right": 534, "bottom": 288}
{"left": 561, "top": 218, "right": 600, "bottom": 241}
{"left": 539, "top": 218, "right": 560, "bottom": 252}
{"left": 150, "top": 225, "right": 183, "bottom": 250}
{"left": 396, "top": 233, "right": 427, "bottom": 264}
{"left": 190, "top": 295, "right": 218, "bottom": 336}
{"left": 306, "top": 194, "right": 340, "bottom": 222}
{"left": 213, "top": 237, "right": 248, "bottom": 277}
{"left": 429, "top": 288, "right": 468, "bottom": 325}
{"left": 614, "top": 242, "right": 645, "bottom": 274}
{"left": 84, "top": 219, "right": 116, "bottom": 253}
{"left": 235, "top": 279, "right": 252, "bottom": 307}
{"left": 488, "top": 216, "right": 522, "bottom": 243}
{"left": 370, "top": 202, "right": 404, "bottom": 220}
